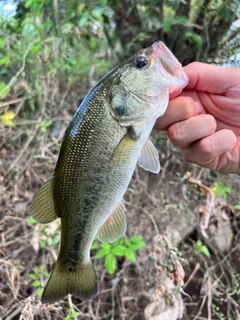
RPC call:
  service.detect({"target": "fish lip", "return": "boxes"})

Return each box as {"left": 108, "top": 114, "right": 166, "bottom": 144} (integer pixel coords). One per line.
{"left": 152, "top": 41, "right": 189, "bottom": 92}
{"left": 169, "top": 89, "right": 183, "bottom": 100}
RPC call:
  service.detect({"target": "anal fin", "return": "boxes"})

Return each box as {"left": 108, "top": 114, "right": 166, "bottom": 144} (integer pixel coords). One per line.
{"left": 30, "top": 177, "right": 58, "bottom": 223}
{"left": 98, "top": 200, "right": 126, "bottom": 243}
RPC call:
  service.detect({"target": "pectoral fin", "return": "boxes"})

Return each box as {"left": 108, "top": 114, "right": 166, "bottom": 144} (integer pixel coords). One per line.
{"left": 110, "top": 134, "right": 136, "bottom": 167}
{"left": 98, "top": 200, "right": 127, "bottom": 243}
{"left": 30, "top": 177, "right": 58, "bottom": 223}
{"left": 138, "top": 139, "right": 160, "bottom": 173}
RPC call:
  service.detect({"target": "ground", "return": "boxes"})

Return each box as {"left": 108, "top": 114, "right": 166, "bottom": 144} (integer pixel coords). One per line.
{"left": 1, "top": 87, "right": 240, "bottom": 320}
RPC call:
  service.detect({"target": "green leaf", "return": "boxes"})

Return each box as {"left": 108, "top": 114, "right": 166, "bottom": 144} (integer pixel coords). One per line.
{"left": 96, "top": 244, "right": 111, "bottom": 259}
{"left": 37, "top": 288, "right": 44, "bottom": 298}
{"left": 195, "top": 240, "right": 211, "bottom": 258}
{"left": 78, "top": 3, "right": 86, "bottom": 14}
{"left": 40, "top": 120, "right": 52, "bottom": 128}
{"left": 200, "top": 246, "right": 211, "bottom": 258}
{"left": 91, "top": 7, "right": 104, "bottom": 20}
{"left": 184, "top": 32, "right": 202, "bottom": 47}
{"left": 123, "top": 239, "right": 130, "bottom": 247}
{"left": 112, "top": 237, "right": 123, "bottom": 246}
{"left": 163, "top": 18, "right": 173, "bottom": 34}
{"left": 79, "top": 14, "right": 89, "bottom": 27}
{"left": 163, "top": 16, "right": 188, "bottom": 34}
{"left": 40, "top": 239, "right": 46, "bottom": 248}
{"left": 0, "top": 56, "right": 9, "bottom": 66}
{"left": 0, "top": 82, "right": 10, "bottom": 99}
{"left": 111, "top": 245, "right": 126, "bottom": 256}
{"left": 125, "top": 249, "right": 136, "bottom": 262}
{"left": 222, "top": 8, "right": 230, "bottom": 21}
{"left": 105, "top": 252, "right": 116, "bottom": 274}
{"left": 212, "top": 182, "right": 232, "bottom": 200}
{"left": 25, "top": 0, "right": 33, "bottom": 8}
{"left": 129, "top": 241, "right": 146, "bottom": 251}
{"left": 31, "top": 280, "right": 41, "bottom": 287}
{"left": 31, "top": 44, "right": 41, "bottom": 53}
{"left": 91, "top": 241, "right": 99, "bottom": 249}
{"left": 27, "top": 217, "right": 37, "bottom": 224}
{"left": 130, "top": 235, "right": 143, "bottom": 243}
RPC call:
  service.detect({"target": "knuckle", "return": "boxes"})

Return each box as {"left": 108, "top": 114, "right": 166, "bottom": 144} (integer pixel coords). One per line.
{"left": 199, "top": 137, "right": 214, "bottom": 155}
{"left": 168, "top": 123, "right": 183, "bottom": 144}
{"left": 179, "top": 96, "right": 198, "bottom": 118}
{"left": 188, "top": 61, "right": 203, "bottom": 73}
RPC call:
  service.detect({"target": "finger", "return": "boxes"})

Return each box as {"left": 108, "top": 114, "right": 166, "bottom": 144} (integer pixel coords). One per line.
{"left": 169, "top": 89, "right": 182, "bottom": 100}
{"left": 168, "top": 114, "right": 217, "bottom": 148}
{"left": 183, "top": 62, "right": 239, "bottom": 94}
{"left": 180, "top": 129, "right": 237, "bottom": 168}
{"left": 154, "top": 97, "right": 199, "bottom": 131}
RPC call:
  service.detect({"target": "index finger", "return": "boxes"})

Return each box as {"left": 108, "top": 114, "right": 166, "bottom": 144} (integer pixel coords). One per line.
{"left": 183, "top": 62, "right": 238, "bottom": 94}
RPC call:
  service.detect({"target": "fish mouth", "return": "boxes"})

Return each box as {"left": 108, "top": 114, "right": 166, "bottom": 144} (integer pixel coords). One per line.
{"left": 129, "top": 89, "right": 163, "bottom": 105}
{"left": 169, "top": 89, "right": 182, "bottom": 100}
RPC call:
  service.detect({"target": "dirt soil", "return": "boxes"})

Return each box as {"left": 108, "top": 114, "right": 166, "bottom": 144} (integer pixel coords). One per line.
{"left": 1, "top": 87, "right": 240, "bottom": 320}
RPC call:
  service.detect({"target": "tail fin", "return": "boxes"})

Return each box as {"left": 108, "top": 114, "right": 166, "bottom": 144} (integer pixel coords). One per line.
{"left": 41, "top": 260, "right": 98, "bottom": 303}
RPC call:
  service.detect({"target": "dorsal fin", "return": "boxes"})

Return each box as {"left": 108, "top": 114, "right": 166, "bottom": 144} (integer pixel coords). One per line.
{"left": 30, "top": 178, "right": 58, "bottom": 223}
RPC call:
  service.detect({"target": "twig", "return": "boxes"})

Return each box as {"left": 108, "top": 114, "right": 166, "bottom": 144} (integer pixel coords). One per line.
{"left": 0, "top": 232, "right": 34, "bottom": 247}
{"left": 111, "top": 268, "right": 124, "bottom": 320}
{"left": 19, "top": 298, "right": 34, "bottom": 320}
{"left": 0, "top": 97, "right": 31, "bottom": 108}
{"left": 5, "top": 303, "right": 24, "bottom": 320}
{"left": 67, "top": 295, "right": 78, "bottom": 320}
{"left": 125, "top": 201, "right": 159, "bottom": 235}
{"left": 207, "top": 271, "right": 212, "bottom": 320}
{"left": 87, "top": 300, "right": 97, "bottom": 320}
{"left": 0, "top": 40, "right": 39, "bottom": 98}
{"left": 193, "top": 293, "right": 208, "bottom": 320}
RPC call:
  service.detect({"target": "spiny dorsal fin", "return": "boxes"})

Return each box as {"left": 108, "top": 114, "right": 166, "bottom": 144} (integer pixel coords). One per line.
{"left": 138, "top": 138, "right": 160, "bottom": 173}
{"left": 30, "top": 177, "right": 58, "bottom": 223}
{"left": 97, "top": 200, "right": 126, "bottom": 243}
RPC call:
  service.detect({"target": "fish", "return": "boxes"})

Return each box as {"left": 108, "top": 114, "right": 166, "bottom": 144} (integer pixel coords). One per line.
{"left": 30, "top": 41, "right": 188, "bottom": 304}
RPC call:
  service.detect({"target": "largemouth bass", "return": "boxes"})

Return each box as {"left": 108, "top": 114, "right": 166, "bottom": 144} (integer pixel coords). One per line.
{"left": 30, "top": 41, "right": 188, "bottom": 303}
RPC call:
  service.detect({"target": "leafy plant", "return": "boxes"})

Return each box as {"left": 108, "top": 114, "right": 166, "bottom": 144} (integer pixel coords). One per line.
{"left": 194, "top": 240, "right": 211, "bottom": 258}
{"left": 65, "top": 308, "right": 81, "bottom": 320}
{"left": 28, "top": 217, "right": 61, "bottom": 248}
{"left": 28, "top": 265, "right": 49, "bottom": 297}
{"left": 93, "top": 235, "right": 146, "bottom": 274}
{"left": 212, "top": 181, "right": 232, "bottom": 200}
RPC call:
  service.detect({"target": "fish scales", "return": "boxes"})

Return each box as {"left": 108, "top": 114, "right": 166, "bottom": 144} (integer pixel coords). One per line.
{"left": 30, "top": 41, "right": 189, "bottom": 303}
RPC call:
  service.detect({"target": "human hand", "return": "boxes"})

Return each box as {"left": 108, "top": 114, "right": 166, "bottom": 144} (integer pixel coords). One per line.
{"left": 155, "top": 62, "right": 240, "bottom": 174}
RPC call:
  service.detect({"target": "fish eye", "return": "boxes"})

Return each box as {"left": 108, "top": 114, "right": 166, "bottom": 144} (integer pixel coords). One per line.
{"left": 134, "top": 57, "right": 148, "bottom": 69}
